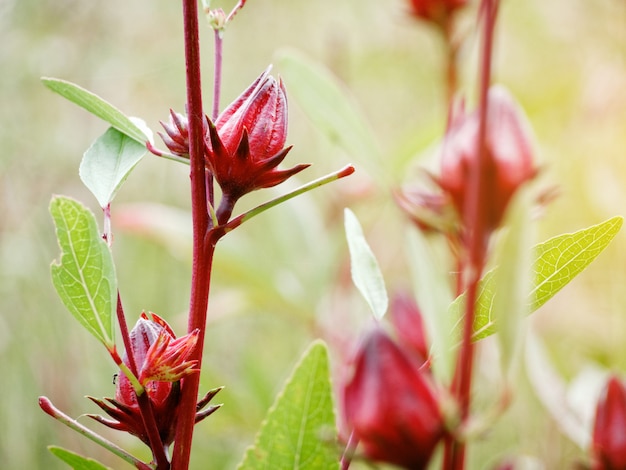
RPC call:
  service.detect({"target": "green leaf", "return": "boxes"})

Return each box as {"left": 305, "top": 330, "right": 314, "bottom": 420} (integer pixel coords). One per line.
{"left": 48, "top": 446, "right": 112, "bottom": 470}
{"left": 276, "top": 49, "right": 384, "bottom": 180}
{"left": 490, "top": 188, "right": 533, "bottom": 374}
{"left": 344, "top": 208, "right": 388, "bottom": 320}
{"left": 50, "top": 196, "right": 117, "bottom": 348}
{"left": 42, "top": 77, "right": 149, "bottom": 144}
{"left": 406, "top": 227, "right": 454, "bottom": 383}
{"left": 451, "top": 216, "right": 623, "bottom": 342}
{"left": 80, "top": 127, "right": 147, "bottom": 208}
{"left": 238, "top": 340, "right": 339, "bottom": 470}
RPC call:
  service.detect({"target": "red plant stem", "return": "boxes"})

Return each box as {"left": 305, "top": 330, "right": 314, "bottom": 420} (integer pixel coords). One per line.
{"left": 116, "top": 294, "right": 170, "bottom": 470}
{"left": 171, "top": 0, "right": 211, "bottom": 468}
{"left": 340, "top": 430, "right": 358, "bottom": 470}
{"left": 444, "top": 1, "right": 498, "bottom": 468}
{"left": 442, "top": 14, "right": 459, "bottom": 112}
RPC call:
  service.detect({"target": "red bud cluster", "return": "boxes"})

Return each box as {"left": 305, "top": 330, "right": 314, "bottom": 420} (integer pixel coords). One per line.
{"left": 592, "top": 375, "right": 626, "bottom": 470}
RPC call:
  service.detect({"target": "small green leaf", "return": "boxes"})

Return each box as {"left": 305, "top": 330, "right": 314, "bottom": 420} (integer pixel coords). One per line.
{"left": 344, "top": 208, "right": 388, "bottom": 320}
{"left": 48, "top": 446, "right": 112, "bottom": 470}
{"left": 238, "top": 341, "right": 339, "bottom": 470}
{"left": 276, "top": 49, "right": 384, "bottom": 180}
{"left": 42, "top": 77, "right": 149, "bottom": 144}
{"left": 451, "top": 216, "right": 623, "bottom": 342}
{"left": 80, "top": 127, "right": 146, "bottom": 208}
{"left": 50, "top": 196, "right": 117, "bottom": 347}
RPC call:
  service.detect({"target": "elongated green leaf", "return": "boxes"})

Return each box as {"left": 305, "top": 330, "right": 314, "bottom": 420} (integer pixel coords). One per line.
{"left": 50, "top": 196, "right": 116, "bottom": 348}
{"left": 42, "top": 77, "right": 149, "bottom": 144}
{"left": 238, "top": 341, "right": 339, "bottom": 470}
{"left": 451, "top": 216, "right": 623, "bottom": 341}
{"left": 48, "top": 446, "right": 112, "bottom": 470}
{"left": 344, "top": 209, "right": 388, "bottom": 320}
{"left": 80, "top": 127, "right": 146, "bottom": 208}
{"left": 276, "top": 49, "right": 384, "bottom": 180}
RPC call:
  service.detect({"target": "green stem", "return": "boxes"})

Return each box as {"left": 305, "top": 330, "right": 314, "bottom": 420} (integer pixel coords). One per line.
{"left": 39, "top": 396, "right": 153, "bottom": 470}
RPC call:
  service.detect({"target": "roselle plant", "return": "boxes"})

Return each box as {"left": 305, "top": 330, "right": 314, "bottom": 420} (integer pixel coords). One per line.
{"left": 36, "top": 0, "right": 626, "bottom": 469}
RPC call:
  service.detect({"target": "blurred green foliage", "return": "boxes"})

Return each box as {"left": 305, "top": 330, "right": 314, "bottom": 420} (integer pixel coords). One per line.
{"left": 3, "top": 0, "right": 626, "bottom": 468}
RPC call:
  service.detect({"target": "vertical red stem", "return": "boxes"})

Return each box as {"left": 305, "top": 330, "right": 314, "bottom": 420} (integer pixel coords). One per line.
{"left": 171, "top": 0, "right": 211, "bottom": 468}
{"left": 444, "top": 1, "right": 499, "bottom": 468}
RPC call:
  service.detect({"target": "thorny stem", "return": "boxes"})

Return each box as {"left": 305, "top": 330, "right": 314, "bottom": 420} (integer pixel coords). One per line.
{"left": 171, "top": 0, "right": 210, "bottom": 468}
{"left": 445, "top": 0, "right": 499, "bottom": 469}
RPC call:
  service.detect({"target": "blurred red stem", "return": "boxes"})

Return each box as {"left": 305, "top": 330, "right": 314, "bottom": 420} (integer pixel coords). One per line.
{"left": 171, "top": 0, "right": 210, "bottom": 468}
{"left": 212, "top": 29, "right": 222, "bottom": 122}
{"left": 444, "top": 0, "right": 499, "bottom": 468}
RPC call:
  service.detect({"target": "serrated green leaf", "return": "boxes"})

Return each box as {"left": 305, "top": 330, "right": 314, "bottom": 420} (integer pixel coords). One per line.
{"left": 42, "top": 77, "right": 149, "bottom": 144}
{"left": 276, "top": 49, "right": 384, "bottom": 180}
{"left": 80, "top": 127, "right": 146, "bottom": 208}
{"left": 48, "top": 446, "right": 112, "bottom": 470}
{"left": 450, "top": 216, "right": 623, "bottom": 342}
{"left": 238, "top": 340, "right": 339, "bottom": 470}
{"left": 344, "top": 209, "right": 388, "bottom": 320}
{"left": 50, "top": 196, "right": 116, "bottom": 347}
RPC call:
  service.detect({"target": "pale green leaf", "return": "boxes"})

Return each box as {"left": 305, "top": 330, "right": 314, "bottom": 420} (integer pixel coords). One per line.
{"left": 491, "top": 188, "right": 533, "bottom": 374}
{"left": 42, "top": 77, "right": 149, "bottom": 144}
{"left": 48, "top": 446, "right": 112, "bottom": 470}
{"left": 451, "top": 216, "right": 622, "bottom": 342}
{"left": 344, "top": 208, "right": 388, "bottom": 320}
{"left": 237, "top": 340, "right": 339, "bottom": 470}
{"left": 80, "top": 127, "right": 146, "bottom": 208}
{"left": 406, "top": 227, "right": 454, "bottom": 383}
{"left": 276, "top": 49, "right": 384, "bottom": 180}
{"left": 50, "top": 196, "right": 117, "bottom": 347}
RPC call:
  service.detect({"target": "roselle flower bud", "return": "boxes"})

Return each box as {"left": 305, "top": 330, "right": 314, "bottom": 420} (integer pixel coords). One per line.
{"left": 592, "top": 375, "right": 626, "bottom": 470}
{"left": 89, "top": 312, "right": 220, "bottom": 448}
{"left": 343, "top": 328, "right": 444, "bottom": 469}
{"left": 408, "top": 0, "right": 468, "bottom": 26}
{"left": 438, "top": 86, "right": 537, "bottom": 234}
{"left": 205, "top": 68, "right": 309, "bottom": 200}
{"left": 158, "top": 109, "right": 193, "bottom": 157}
{"left": 389, "top": 291, "right": 429, "bottom": 365}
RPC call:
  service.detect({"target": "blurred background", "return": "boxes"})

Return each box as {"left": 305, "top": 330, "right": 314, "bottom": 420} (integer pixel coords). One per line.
{"left": 3, "top": 0, "right": 626, "bottom": 468}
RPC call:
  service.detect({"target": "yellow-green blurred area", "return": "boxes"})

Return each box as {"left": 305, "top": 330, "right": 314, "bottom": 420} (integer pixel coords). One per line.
{"left": 3, "top": 0, "right": 626, "bottom": 468}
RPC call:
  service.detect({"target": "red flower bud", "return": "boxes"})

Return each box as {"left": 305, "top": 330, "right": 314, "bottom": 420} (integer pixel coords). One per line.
{"left": 88, "top": 312, "right": 219, "bottom": 448}
{"left": 389, "top": 291, "right": 429, "bottom": 365}
{"left": 158, "top": 109, "right": 193, "bottom": 157}
{"left": 205, "top": 68, "right": 309, "bottom": 200}
{"left": 408, "top": 0, "right": 468, "bottom": 26}
{"left": 438, "top": 86, "right": 537, "bottom": 234}
{"left": 592, "top": 375, "right": 626, "bottom": 470}
{"left": 343, "top": 328, "right": 444, "bottom": 469}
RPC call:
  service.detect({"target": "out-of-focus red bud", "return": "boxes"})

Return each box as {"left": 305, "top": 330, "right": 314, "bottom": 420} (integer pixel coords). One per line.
{"left": 394, "top": 185, "right": 460, "bottom": 236}
{"left": 438, "top": 86, "right": 537, "bottom": 234}
{"left": 389, "top": 291, "right": 429, "bottom": 364}
{"left": 343, "top": 328, "right": 444, "bottom": 469}
{"left": 205, "top": 68, "right": 309, "bottom": 200}
{"left": 592, "top": 375, "right": 626, "bottom": 470}
{"left": 408, "top": 0, "right": 468, "bottom": 26}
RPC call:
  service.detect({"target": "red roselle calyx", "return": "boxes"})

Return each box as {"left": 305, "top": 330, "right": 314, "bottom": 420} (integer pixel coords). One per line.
{"left": 343, "top": 327, "right": 444, "bottom": 470}
{"left": 592, "top": 375, "right": 626, "bottom": 470}
{"left": 158, "top": 109, "right": 197, "bottom": 158}
{"left": 88, "top": 312, "right": 220, "bottom": 449}
{"left": 408, "top": 0, "right": 468, "bottom": 27}
{"left": 389, "top": 291, "right": 430, "bottom": 365}
{"left": 206, "top": 67, "right": 310, "bottom": 202}
{"left": 438, "top": 86, "right": 538, "bottom": 236}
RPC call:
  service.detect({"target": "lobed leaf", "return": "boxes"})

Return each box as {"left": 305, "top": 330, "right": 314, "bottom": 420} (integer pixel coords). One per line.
{"left": 451, "top": 216, "right": 623, "bottom": 342}
{"left": 48, "top": 446, "right": 112, "bottom": 470}
{"left": 344, "top": 209, "right": 388, "bottom": 320}
{"left": 42, "top": 77, "right": 149, "bottom": 144}
{"left": 80, "top": 127, "right": 147, "bottom": 208}
{"left": 237, "top": 341, "right": 339, "bottom": 470}
{"left": 50, "top": 196, "right": 117, "bottom": 348}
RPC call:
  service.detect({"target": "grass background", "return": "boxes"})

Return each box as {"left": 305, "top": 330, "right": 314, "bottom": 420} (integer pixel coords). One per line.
{"left": 2, "top": 0, "right": 626, "bottom": 468}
